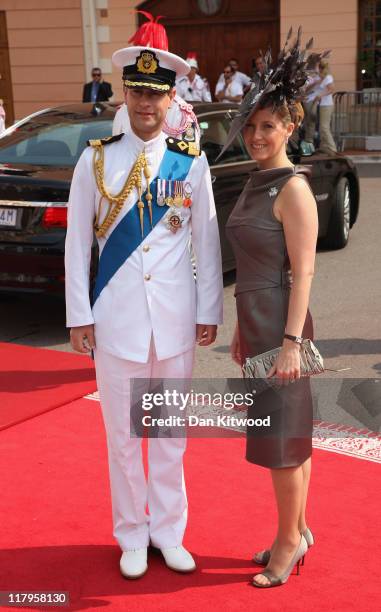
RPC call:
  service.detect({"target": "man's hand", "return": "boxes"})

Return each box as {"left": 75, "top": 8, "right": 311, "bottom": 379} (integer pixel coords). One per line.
{"left": 70, "top": 324, "right": 96, "bottom": 354}
{"left": 196, "top": 324, "right": 217, "bottom": 347}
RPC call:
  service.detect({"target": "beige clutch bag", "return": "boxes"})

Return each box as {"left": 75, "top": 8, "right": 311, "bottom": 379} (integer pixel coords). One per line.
{"left": 242, "top": 339, "right": 324, "bottom": 379}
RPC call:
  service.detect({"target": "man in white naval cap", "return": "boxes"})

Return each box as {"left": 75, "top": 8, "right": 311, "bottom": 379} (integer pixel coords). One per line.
{"left": 65, "top": 45, "right": 223, "bottom": 579}
{"left": 112, "top": 12, "right": 201, "bottom": 144}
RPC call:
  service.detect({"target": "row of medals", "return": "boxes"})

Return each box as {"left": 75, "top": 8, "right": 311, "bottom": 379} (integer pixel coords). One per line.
{"left": 157, "top": 178, "right": 192, "bottom": 233}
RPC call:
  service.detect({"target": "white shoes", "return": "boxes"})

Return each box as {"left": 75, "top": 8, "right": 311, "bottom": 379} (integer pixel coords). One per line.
{"left": 120, "top": 548, "right": 148, "bottom": 579}
{"left": 120, "top": 545, "right": 196, "bottom": 578}
{"left": 160, "top": 545, "right": 196, "bottom": 573}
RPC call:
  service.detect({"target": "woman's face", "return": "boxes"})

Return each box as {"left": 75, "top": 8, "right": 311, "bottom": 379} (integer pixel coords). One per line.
{"left": 319, "top": 63, "right": 326, "bottom": 76}
{"left": 243, "top": 107, "right": 294, "bottom": 163}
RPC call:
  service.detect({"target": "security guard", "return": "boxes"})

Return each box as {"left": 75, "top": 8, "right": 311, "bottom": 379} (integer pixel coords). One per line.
{"left": 65, "top": 45, "right": 223, "bottom": 579}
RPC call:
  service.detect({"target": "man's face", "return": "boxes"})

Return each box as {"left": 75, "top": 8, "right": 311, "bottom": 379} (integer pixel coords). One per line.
{"left": 125, "top": 87, "right": 175, "bottom": 137}
{"left": 229, "top": 60, "right": 238, "bottom": 73}
{"left": 224, "top": 67, "right": 233, "bottom": 81}
{"left": 255, "top": 58, "right": 265, "bottom": 74}
{"left": 92, "top": 69, "right": 102, "bottom": 82}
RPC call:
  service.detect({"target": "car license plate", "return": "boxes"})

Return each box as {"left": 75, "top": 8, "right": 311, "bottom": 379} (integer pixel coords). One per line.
{"left": 0, "top": 207, "right": 17, "bottom": 227}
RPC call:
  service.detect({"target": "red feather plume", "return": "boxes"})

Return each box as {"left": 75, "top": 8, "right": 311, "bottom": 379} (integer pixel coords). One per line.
{"left": 128, "top": 10, "right": 169, "bottom": 51}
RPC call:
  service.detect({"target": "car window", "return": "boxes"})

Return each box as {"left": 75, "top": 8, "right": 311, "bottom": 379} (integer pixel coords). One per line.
{"left": 0, "top": 115, "right": 113, "bottom": 166}
{"left": 199, "top": 112, "right": 250, "bottom": 165}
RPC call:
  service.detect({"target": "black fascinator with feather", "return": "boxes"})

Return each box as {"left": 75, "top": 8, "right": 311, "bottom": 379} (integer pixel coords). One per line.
{"left": 218, "top": 27, "right": 330, "bottom": 157}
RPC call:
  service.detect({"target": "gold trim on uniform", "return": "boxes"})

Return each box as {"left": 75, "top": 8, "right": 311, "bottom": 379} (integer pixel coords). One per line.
{"left": 177, "top": 141, "right": 188, "bottom": 151}
{"left": 187, "top": 142, "right": 200, "bottom": 156}
{"left": 91, "top": 143, "right": 152, "bottom": 239}
{"left": 88, "top": 134, "right": 124, "bottom": 148}
{"left": 165, "top": 136, "right": 200, "bottom": 157}
{"left": 123, "top": 80, "right": 170, "bottom": 91}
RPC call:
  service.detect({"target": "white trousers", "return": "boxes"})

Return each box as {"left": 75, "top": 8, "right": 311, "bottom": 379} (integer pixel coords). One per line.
{"left": 94, "top": 341, "right": 195, "bottom": 551}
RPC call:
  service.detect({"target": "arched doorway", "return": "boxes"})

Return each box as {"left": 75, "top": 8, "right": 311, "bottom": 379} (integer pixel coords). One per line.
{"left": 137, "top": 0, "right": 280, "bottom": 95}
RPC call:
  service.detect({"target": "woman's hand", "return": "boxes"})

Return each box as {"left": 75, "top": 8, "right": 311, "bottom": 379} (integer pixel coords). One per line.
{"left": 230, "top": 324, "right": 241, "bottom": 366}
{"left": 267, "top": 340, "right": 301, "bottom": 383}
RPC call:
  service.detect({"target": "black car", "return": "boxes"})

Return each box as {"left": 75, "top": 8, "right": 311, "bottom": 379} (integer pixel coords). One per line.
{"left": 0, "top": 102, "right": 359, "bottom": 294}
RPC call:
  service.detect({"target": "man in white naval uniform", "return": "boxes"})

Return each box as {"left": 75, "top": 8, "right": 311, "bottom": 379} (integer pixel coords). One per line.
{"left": 176, "top": 57, "right": 212, "bottom": 103}
{"left": 65, "top": 45, "right": 223, "bottom": 579}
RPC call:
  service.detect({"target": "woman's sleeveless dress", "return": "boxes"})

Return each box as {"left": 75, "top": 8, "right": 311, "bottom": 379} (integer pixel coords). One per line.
{"left": 226, "top": 166, "right": 314, "bottom": 469}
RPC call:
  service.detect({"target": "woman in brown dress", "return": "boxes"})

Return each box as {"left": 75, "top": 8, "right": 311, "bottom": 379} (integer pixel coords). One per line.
{"left": 223, "top": 31, "right": 323, "bottom": 588}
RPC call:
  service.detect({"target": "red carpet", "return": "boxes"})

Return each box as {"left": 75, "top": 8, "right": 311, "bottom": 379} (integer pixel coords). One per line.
{"left": 0, "top": 397, "right": 380, "bottom": 611}
{"left": 0, "top": 343, "right": 96, "bottom": 431}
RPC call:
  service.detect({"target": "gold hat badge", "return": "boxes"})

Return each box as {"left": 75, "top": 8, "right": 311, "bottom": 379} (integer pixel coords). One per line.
{"left": 137, "top": 51, "right": 158, "bottom": 75}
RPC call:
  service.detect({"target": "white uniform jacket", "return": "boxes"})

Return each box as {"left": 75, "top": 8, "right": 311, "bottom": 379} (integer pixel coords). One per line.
{"left": 65, "top": 128, "right": 223, "bottom": 363}
{"left": 175, "top": 75, "right": 212, "bottom": 103}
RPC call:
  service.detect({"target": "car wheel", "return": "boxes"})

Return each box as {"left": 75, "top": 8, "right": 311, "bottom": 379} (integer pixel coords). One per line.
{"left": 324, "top": 177, "right": 351, "bottom": 249}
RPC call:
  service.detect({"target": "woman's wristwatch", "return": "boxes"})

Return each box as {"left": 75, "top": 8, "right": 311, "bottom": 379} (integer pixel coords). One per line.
{"left": 284, "top": 334, "right": 303, "bottom": 345}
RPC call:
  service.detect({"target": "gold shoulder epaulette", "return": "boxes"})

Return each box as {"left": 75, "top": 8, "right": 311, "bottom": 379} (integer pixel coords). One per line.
{"left": 166, "top": 137, "right": 200, "bottom": 157}
{"left": 87, "top": 133, "right": 124, "bottom": 147}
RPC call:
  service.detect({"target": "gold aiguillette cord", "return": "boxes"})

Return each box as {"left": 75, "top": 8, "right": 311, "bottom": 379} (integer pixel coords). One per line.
{"left": 137, "top": 171, "right": 144, "bottom": 237}
{"left": 137, "top": 155, "right": 153, "bottom": 238}
{"left": 144, "top": 164, "right": 153, "bottom": 228}
{"left": 93, "top": 145, "right": 152, "bottom": 238}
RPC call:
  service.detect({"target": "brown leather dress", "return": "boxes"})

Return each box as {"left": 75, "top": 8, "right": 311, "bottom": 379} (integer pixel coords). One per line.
{"left": 226, "top": 165, "right": 314, "bottom": 469}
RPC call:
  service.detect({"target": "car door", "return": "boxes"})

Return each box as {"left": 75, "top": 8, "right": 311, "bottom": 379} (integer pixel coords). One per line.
{"left": 198, "top": 110, "right": 255, "bottom": 271}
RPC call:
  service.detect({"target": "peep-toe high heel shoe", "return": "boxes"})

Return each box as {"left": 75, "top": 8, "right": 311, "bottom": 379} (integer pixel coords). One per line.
{"left": 252, "top": 535, "right": 308, "bottom": 588}
{"left": 253, "top": 527, "right": 314, "bottom": 566}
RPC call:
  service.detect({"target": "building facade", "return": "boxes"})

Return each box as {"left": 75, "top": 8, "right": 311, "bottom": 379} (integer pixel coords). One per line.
{"left": 0, "top": 0, "right": 377, "bottom": 124}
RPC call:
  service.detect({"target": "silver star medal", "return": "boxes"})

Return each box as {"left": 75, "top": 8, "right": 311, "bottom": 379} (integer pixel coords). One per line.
{"left": 268, "top": 186, "right": 279, "bottom": 197}
{"left": 164, "top": 206, "right": 184, "bottom": 233}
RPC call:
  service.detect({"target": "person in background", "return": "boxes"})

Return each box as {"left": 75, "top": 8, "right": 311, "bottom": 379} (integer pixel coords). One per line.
{"left": 176, "top": 54, "right": 212, "bottom": 102}
{"left": 113, "top": 13, "right": 201, "bottom": 143}
{"left": 0, "top": 99, "right": 5, "bottom": 135}
{"left": 215, "top": 64, "right": 243, "bottom": 103}
{"left": 302, "top": 54, "right": 321, "bottom": 148}
{"left": 313, "top": 59, "right": 337, "bottom": 155}
{"left": 215, "top": 57, "right": 251, "bottom": 96}
{"left": 254, "top": 55, "right": 265, "bottom": 77}
{"left": 82, "top": 68, "right": 113, "bottom": 103}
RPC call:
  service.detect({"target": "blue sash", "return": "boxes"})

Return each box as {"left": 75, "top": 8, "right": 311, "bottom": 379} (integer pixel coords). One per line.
{"left": 93, "top": 148, "right": 194, "bottom": 303}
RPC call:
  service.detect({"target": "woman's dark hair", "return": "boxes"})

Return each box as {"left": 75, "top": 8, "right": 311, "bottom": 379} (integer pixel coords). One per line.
{"left": 277, "top": 101, "right": 304, "bottom": 129}
{"left": 258, "top": 97, "right": 304, "bottom": 131}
